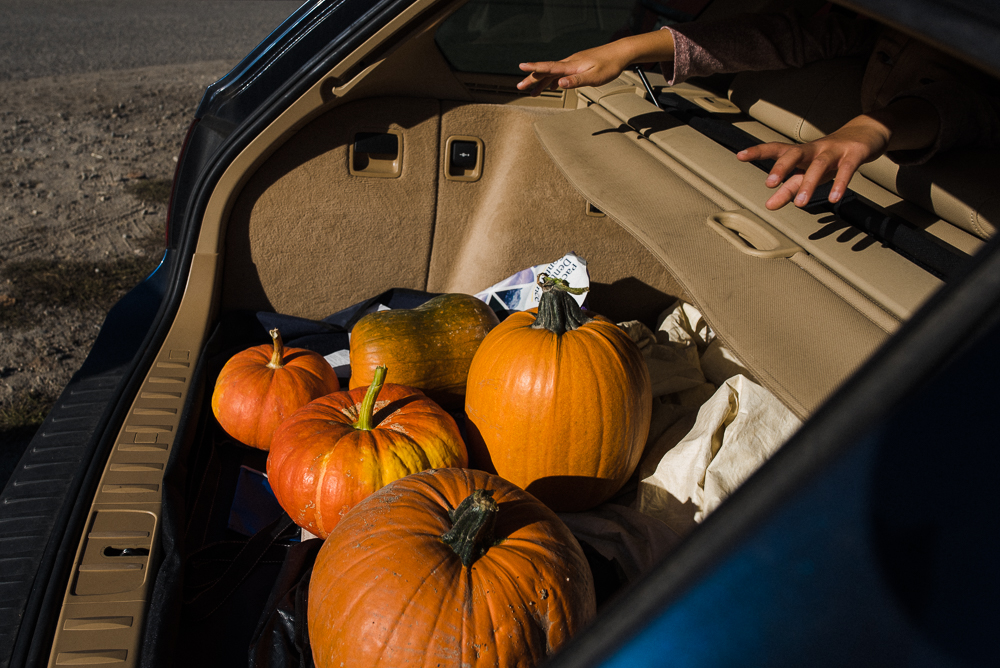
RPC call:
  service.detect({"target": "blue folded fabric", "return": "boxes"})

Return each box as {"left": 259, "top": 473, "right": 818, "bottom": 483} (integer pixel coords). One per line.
{"left": 228, "top": 465, "right": 288, "bottom": 538}
{"left": 254, "top": 288, "right": 511, "bottom": 360}
{"left": 255, "top": 288, "right": 442, "bottom": 356}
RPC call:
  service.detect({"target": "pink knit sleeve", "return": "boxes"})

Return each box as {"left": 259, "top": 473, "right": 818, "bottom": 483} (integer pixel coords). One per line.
{"left": 663, "top": 11, "right": 877, "bottom": 85}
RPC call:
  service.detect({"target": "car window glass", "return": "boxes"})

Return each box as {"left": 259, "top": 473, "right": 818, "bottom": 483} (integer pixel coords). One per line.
{"left": 435, "top": 0, "right": 713, "bottom": 76}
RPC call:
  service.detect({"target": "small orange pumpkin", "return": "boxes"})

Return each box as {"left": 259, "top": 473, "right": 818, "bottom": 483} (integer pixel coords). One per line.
{"left": 267, "top": 365, "right": 467, "bottom": 538}
{"left": 465, "top": 276, "right": 652, "bottom": 512}
{"left": 307, "top": 468, "right": 596, "bottom": 668}
{"left": 348, "top": 293, "right": 499, "bottom": 407}
{"left": 211, "top": 328, "right": 340, "bottom": 450}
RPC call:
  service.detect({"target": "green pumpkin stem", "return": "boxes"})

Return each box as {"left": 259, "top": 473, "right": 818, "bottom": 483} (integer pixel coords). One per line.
{"left": 531, "top": 273, "right": 593, "bottom": 336}
{"left": 353, "top": 364, "right": 387, "bottom": 431}
{"left": 441, "top": 489, "right": 499, "bottom": 568}
{"left": 267, "top": 329, "right": 285, "bottom": 369}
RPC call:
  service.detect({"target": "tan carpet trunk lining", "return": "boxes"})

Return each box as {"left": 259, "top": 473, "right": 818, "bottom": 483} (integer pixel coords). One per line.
{"left": 222, "top": 95, "right": 892, "bottom": 414}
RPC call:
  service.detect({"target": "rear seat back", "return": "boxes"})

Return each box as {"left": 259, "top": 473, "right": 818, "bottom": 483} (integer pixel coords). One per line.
{"left": 728, "top": 57, "right": 999, "bottom": 240}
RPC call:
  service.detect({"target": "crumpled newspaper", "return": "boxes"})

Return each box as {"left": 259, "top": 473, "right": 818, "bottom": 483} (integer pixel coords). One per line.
{"left": 475, "top": 252, "right": 589, "bottom": 311}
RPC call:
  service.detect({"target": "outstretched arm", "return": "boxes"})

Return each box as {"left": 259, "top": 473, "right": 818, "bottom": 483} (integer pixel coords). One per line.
{"left": 517, "top": 12, "right": 874, "bottom": 95}
{"left": 516, "top": 31, "right": 675, "bottom": 95}
{"left": 737, "top": 96, "right": 941, "bottom": 210}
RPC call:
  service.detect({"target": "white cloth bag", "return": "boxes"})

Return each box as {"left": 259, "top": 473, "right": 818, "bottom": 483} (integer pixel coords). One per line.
{"left": 635, "top": 374, "right": 802, "bottom": 536}
{"left": 623, "top": 301, "right": 802, "bottom": 537}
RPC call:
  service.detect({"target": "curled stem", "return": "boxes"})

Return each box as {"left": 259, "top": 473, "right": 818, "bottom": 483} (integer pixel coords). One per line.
{"left": 267, "top": 329, "right": 285, "bottom": 369}
{"left": 353, "top": 365, "right": 387, "bottom": 431}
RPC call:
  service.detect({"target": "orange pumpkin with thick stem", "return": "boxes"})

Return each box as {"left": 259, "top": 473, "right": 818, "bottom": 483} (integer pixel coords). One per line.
{"left": 464, "top": 275, "right": 652, "bottom": 512}
{"left": 267, "top": 365, "right": 467, "bottom": 538}
{"left": 211, "top": 328, "right": 340, "bottom": 450}
{"left": 349, "top": 293, "right": 500, "bottom": 408}
{"left": 307, "top": 467, "right": 596, "bottom": 668}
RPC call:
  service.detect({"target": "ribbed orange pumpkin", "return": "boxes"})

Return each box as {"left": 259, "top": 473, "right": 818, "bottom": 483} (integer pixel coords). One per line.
{"left": 464, "top": 276, "right": 652, "bottom": 512}
{"left": 349, "top": 293, "right": 499, "bottom": 407}
{"left": 211, "top": 328, "right": 340, "bottom": 450}
{"left": 267, "top": 366, "right": 467, "bottom": 538}
{"left": 307, "top": 468, "right": 596, "bottom": 668}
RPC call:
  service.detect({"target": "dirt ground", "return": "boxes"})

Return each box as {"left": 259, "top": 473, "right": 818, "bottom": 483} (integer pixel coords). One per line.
{"left": 0, "top": 60, "right": 233, "bottom": 461}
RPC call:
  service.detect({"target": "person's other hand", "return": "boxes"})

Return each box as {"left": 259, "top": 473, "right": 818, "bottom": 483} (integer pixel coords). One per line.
{"left": 736, "top": 115, "right": 892, "bottom": 210}
{"left": 517, "top": 43, "right": 632, "bottom": 96}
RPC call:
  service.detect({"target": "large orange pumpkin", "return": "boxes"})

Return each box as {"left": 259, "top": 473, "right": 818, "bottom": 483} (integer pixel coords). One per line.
{"left": 307, "top": 468, "right": 596, "bottom": 668}
{"left": 267, "top": 366, "right": 467, "bottom": 538}
{"left": 349, "top": 293, "right": 499, "bottom": 407}
{"left": 211, "top": 328, "right": 340, "bottom": 450}
{"left": 464, "top": 276, "right": 652, "bottom": 512}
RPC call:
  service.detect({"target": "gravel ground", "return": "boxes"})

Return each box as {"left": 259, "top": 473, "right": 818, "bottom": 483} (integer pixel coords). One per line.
{"left": 0, "top": 0, "right": 301, "bottom": 81}
{"left": 0, "top": 60, "right": 235, "bottom": 474}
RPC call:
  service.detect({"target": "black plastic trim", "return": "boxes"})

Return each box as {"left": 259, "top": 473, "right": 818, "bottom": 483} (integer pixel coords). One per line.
{"left": 1, "top": 252, "right": 177, "bottom": 668}
{"left": 5, "top": 0, "right": 445, "bottom": 665}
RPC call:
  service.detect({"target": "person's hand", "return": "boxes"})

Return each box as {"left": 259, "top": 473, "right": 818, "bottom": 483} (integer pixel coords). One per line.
{"left": 736, "top": 115, "right": 891, "bottom": 210}
{"left": 736, "top": 97, "right": 939, "bottom": 210}
{"left": 517, "top": 31, "right": 676, "bottom": 96}
{"left": 517, "top": 42, "right": 632, "bottom": 96}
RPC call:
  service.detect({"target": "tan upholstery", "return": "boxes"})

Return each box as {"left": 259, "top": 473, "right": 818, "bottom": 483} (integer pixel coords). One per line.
{"left": 533, "top": 103, "right": 892, "bottom": 417}
{"left": 595, "top": 87, "right": 940, "bottom": 321}
{"left": 728, "top": 59, "right": 999, "bottom": 239}
{"left": 222, "top": 97, "right": 441, "bottom": 319}
{"left": 223, "top": 98, "right": 684, "bottom": 326}
{"left": 219, "top": 43, "right": 989, "bottom": 417}
{"left": 429, "top": 102, "right": 685, "bottom": 325}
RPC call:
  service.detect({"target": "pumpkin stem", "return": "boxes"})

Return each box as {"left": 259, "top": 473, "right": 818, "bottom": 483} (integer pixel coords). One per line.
{"left": 352, "top": 364, "right": 387, "bottom": 431}
{"left": 441, "top": 489, "right": 499, "bottom": 568}
{"left": 531, "top": 273, "right": 593, "bottom": 336}
{"left": 267, "top": 329, "right": 285, "bottom": 369}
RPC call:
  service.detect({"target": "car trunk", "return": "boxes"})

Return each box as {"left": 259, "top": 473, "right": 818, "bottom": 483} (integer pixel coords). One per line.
{"left": 42, "top": 0, "right": 995, "bottom": 665}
